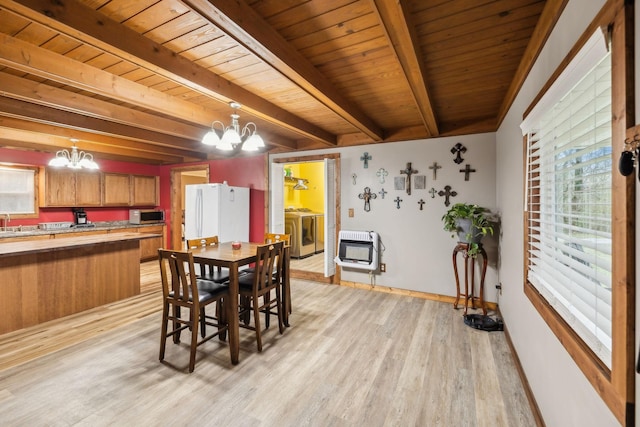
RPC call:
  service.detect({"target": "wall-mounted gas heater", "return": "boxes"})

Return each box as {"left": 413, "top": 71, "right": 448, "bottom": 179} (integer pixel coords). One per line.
{"left": 335, "top": 230, "right": 379, "bottom": 271}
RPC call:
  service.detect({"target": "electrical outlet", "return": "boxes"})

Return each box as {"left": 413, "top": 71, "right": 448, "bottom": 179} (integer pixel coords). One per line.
{"left": 380, "top": 263, "right": 386, "bottom": 272}
{"left": 348, "top": 208, "right": 354, "bottom": 217}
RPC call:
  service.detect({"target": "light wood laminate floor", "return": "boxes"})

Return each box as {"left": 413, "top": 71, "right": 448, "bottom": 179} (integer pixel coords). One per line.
{"left": 0, "top": 262, "right": 536, "bottom": 426}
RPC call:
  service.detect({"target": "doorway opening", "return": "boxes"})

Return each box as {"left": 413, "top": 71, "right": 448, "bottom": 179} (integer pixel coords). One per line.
{"left": 272, "top": 153, "right": 340, "bottom": 284}
{"left": 170, "top": 165, "right": 209, "bottom": 250}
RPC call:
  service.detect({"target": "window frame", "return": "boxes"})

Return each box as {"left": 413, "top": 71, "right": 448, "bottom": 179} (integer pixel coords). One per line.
{"left": 0, "top": 164, "right": 39, "bottom": 219}
{"left": 522, "top": 1, "right": 634, "bottom": 423}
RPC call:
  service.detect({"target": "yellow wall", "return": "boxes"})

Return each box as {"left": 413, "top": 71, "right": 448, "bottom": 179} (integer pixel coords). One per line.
{"left": 283, "top": 162, "right": 324, "bottom": 213}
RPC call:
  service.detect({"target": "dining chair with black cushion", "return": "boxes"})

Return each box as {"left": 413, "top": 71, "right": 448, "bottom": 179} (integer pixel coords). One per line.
{"left": 236, "top": 241, "right": 285, "bottom": 351}
{"left": 265, "top": 233, "right": 292, "bottom": 319}
{"left": 186, "top": 236, "right": 230, "bottom": 283}
{"left": 158, "top": 249, "right": 230, "bottom": 372}
{"left": 243, "top": 233, "right": 292, "bottom": 321}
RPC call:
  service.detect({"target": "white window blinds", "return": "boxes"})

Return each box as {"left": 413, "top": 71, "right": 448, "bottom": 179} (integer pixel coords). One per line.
{"left": 523, "top": 30, "right": 612, "bottom": 367}
{"left": 0, "top": 167, "right": 36, "bottom": 215}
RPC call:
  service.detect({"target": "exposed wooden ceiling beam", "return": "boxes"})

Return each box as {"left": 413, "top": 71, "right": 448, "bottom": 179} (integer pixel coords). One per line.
{"left": 0, "top": 127, "right": 187, "bottom": 164}
{"left": 0, "top": 96, "right": 204, "bottom": 153}
{"left": 0, "top": 33, "right": 216, "bottom": 126}
{"left": 0, "top": 72, "right": 205, "bottom": 141}
{"left": 181, "top": 0, "right": 384, "bottom": 142}
{"left": 0, "top": 71, "right": 298, "bottom": 152}
{"left": 0, "top": 114, "right": 204, "bottom": 163}
{"left": 371, "top": 0, "right": 439, "bottom": 137}
{"left": 496, "top": 0, "right": 570, "bottom": 127}
{"left": 2, "top": 0, "right": 336, "bottom": 146}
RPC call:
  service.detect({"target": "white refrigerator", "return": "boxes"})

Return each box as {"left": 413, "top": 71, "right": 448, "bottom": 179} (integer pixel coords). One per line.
{"left": 184, "top": 183, "right": 250, "bottom": 245}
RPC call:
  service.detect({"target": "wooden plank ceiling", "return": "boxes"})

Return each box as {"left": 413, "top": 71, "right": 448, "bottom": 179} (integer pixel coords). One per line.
{"left": 0, "top": 0, "right": 562, "bottom": 164}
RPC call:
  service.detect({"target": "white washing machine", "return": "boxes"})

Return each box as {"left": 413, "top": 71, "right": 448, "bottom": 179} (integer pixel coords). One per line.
{"left": 285, "top": 212, "right": 316, "bottom": 258}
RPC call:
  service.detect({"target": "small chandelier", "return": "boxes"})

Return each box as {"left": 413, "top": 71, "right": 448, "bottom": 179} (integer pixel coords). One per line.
{"left": 48, "top": 139, "right": 99, "bottom": 169}
{"left": 202, "top": 102, "right": 265, "bottom": 152}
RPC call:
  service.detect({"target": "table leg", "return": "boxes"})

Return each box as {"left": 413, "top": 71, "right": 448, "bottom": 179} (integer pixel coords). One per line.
{"left": 227, "top": 264, "right": 240, "bottom": 365}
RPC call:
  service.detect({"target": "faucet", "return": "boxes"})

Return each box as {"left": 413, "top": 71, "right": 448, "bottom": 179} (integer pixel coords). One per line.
{"left": 2, "top": 213, "right": 9, "bottom": 231}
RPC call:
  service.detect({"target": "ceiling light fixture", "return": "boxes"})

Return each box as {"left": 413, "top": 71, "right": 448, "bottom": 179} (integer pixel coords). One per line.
{"left": 48, "top": 139, "right": 99, "bottom": 169}
{"left": 202, "top": 102, "right": 265, "bottom": 152}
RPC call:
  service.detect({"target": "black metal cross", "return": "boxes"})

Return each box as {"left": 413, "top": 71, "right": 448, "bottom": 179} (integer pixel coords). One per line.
{"left": 394, "top": 196, "right": 403, "bottom": 209}
{"left": 429, "top": 188, "right": 437, "bottom": 198}
{"left": 451, "top": 143, "right": 467, "bottom": 164}
{"left": 360, "top": 152, "right": 372, "bottom": 168}
{"left": 418, "top": 199, "right": 425, "bottom": 210}
{"left": 400, "top": 162, "right": 418, "bottom": 195}
{"left": 379, "top": 188, "right": 387, "bottom": 199}
{"left": 358, "top": 187, "right": 377, "bottom": 212}
{"left": 460, "top": 164, "right": 476, "bottom": 181}
{"left": 428, "top": 162, "right": 442, "bottom": 180}
{"left": 438, "top": 185, "right": 457, "bottom": 207}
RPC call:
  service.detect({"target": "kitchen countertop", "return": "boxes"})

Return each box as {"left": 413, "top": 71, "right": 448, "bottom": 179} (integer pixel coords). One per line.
{"left": 0, "top": 231, "right": 161, "bottom": 257}
{"left": 0, "top": 221, "right": 165, "bottom": 239}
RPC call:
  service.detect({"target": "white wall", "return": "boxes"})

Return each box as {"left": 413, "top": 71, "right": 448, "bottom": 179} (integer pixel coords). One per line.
{"left": 496, "top": 0, "right": 619, "bottom": 425}
{"left": 271, "top": 133, "right": 498, "bottom": 300}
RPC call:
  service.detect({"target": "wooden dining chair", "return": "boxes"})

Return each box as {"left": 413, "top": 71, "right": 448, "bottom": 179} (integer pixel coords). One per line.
{"left": 245, "top": 233, "right": 292, "bottom": 322}
{"left": 186, "top": 236, "right": 230, "bottom": 283}
{"left": 236, "top": 241, "right": 285, "bottom": 351}
{"left": 158, "top": 249, "right": 229, "bottom": 372}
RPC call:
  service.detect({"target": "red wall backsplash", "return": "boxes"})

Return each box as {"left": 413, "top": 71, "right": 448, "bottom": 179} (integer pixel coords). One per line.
{"left": 0, "top": 147, "right": 266, "bottom": 245}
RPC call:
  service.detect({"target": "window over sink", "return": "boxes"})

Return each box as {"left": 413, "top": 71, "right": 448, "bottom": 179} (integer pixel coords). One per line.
{"left": 0, "top": 166, "right": 38, "bottom": 217}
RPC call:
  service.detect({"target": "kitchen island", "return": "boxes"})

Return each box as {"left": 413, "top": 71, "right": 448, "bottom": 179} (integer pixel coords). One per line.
{"left": 0, "top": 232, "right": 159, "bottom": 335}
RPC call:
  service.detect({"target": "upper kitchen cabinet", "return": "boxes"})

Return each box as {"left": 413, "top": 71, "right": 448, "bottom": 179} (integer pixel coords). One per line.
{"left": 131, "top": 175, "right": 159, "bottom": 207}
{"left": 103, "top": 173, "right": 159, "bottom": 206}
{"left": 39, "top": 168, "right": 102, "bottom": 207}
{"left": 102, "top": 173, "right": 131, "bottom": 206}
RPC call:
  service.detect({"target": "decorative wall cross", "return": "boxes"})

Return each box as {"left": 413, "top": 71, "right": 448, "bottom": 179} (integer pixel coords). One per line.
{"left": 428, "top": 162, "right": 442, "bottom": 180}
{"left": 418, "top": 199, "right": 425, "bottom": 210}
{"left": 376, "top": 168, "right": 388, "bottom": 183}
{"left": 429, "top": 188, "right": 437, "bottom": 198}
{"left": 400, "top": 162, "right": 418, "bottom": 195}
{"left": 394, "top": 196, "right": 403, "bottom": 209}
{"left": 358, "top": 187, "right": 377, "bottom": 212}
{"left": 379, "top": 188, "right": 387, "bottom": 199}
{"left": 438, "top": 185, "right": 458, "bottom": 207}
{"left": 351, "top": 173, "right": 357, "bottom": 185}
{"left": 460, "top": 164, "right": 476, "bottom": 181}
{"left": 360, "top": 152, "right": 372, "bottom": 168}
{"left": 451, "top": 143, "right": 467, "bottom": 164}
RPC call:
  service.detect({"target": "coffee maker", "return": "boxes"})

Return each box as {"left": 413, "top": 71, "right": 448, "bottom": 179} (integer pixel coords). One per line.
{"left": 72, "top": 208, "right": 88, "bottom": 226}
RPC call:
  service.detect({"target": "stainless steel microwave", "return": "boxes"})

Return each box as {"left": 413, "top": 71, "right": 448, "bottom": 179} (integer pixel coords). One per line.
{"left": 129, "top": 209, "right": 164, "bottom": 224}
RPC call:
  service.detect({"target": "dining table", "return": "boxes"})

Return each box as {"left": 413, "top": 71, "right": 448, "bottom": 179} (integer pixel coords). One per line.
{"left": 190, "top": 241, "right": 291, "bottom": 365}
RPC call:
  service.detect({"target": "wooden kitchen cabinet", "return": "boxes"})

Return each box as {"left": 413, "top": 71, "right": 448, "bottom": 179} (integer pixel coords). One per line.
{"left": 102, "top": 173, "right": 131, "bottom": 206}
{"left": 39, "top": 168, "right": 102, "bottom": 207}
{"left": 131, "top": 175, "right": 159, "bottom": 206}
{"left": 75, "top": 171, "right": 102, "bottom": 206}
{"left": 136, "top": 225, "right": 165, "bottom": 260}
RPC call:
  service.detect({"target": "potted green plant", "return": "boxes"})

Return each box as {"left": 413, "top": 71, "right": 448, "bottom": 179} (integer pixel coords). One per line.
{"left": 442, "top": 203, "right": 494, "bottom": 257}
